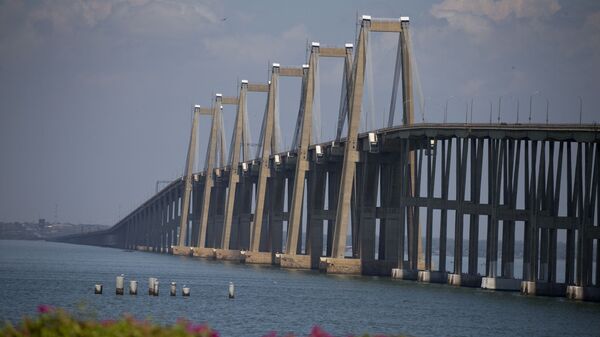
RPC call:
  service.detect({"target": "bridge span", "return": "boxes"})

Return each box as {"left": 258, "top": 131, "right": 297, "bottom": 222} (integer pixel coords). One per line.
{"left": 57, "top": 15, "right": 600, "bottom": 302}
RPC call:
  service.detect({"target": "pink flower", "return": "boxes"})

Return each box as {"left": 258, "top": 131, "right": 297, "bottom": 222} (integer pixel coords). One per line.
{"left": 262, "top": 332, "right": 278, "bottom": 337}
{"left": 183, "top": 323, "right": 219, "bottom": 337}
{"left": 309, "top": 326, "right": 332, "bottom": 337}
{"left": 37, "top": 305, "right": 52, "bottom": 314}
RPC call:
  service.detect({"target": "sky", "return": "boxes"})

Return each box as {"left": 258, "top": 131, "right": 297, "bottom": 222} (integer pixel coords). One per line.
{"left": 0, "top": 0, "right": 599, "bottom": 226}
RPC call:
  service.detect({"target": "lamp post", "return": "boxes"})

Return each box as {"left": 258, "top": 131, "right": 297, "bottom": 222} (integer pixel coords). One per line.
{"left": 444, "top": 96, "right": 457, "bottom": 124}
{"left": 422, "top": 97, "right": 445, "bottom": 123}
{"left": 469, "top": 98, "right": 473, "bottom": 124}
{"left": 545, "top": 98, "right": 549, "bottom": 124}
{"left": 578, "top": 95, "right": 583, "bottom": 124}
{"left": 529, "top": 91, "right": 540, "bottom": 124}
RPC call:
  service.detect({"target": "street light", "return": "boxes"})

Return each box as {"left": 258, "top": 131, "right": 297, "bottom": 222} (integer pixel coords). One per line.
{"left": 469, "top": 97, "right": 494, "bottom": 124}
{"left": 578, "top": 95, "right": 583, "bottom": 124}
{"left": 498, "top": 95, "right": 519, "bottom": 124}
{"left": 529, "top": 91, "right": 540, "bottom": 123}
{"left": 422, "top": 96, "right": 444, "bottom": 123}
{"left": 545, "top": 98, "right": 549, "bottom": 124}
{"left": 444, "top": 96, "right": 456, "bottom": 124}
{"left": 468, "top": 98, "right": 475, "bottom": 124}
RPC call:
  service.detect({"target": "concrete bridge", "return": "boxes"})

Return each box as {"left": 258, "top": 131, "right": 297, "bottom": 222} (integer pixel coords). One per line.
{"left": 58, "top": 16, "right": 600, "bottom": 302}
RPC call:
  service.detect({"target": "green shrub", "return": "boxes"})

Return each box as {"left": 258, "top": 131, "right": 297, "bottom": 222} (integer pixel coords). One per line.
{"left": 1, "top": 305, "right": 217, "bottom": 337}
{"left": 1, "top": 305, "right": 402, "bottom": 337}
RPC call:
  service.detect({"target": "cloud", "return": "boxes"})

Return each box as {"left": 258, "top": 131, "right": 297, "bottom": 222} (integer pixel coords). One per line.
{"left": 202, "top": 24, "right": 309, "bottom": 65}
{"left": 431, "top": 0, "right": 561, "bottom": 38}
{"left": 0, "top": 0, "right": 223, "bottom": 67}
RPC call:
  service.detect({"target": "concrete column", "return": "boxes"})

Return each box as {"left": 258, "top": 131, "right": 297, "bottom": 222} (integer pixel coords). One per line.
{"left": 286, "top": 57, "right": 315, "bottom": 255}
{"left": 250, "top": 65, "right": 278, "bottom": 252}
{"left": 177, "top": 106, "right": 201, "bottom": 247}
{"left": 468, "top": 138, "right": 484, "bottom": 275}
{"left": 222, "top": 82, "right": 247, "bottom": 250}
{"left": 326, "top": 164, "right": 342, "bottom": 257}
{"left": 358, "top": 154, "right": 379, "bottom": 262}
{"left": 307, "top": 161, "right": 326, "bottom": 269}
{"left": 269, "top": 173, "right": 286, "bottom": 254}
{"left": 332, "top": 17, "right": 369, "bottom": 259}
{"left": 197, "top": 94, "right": 223, "bottom": 249}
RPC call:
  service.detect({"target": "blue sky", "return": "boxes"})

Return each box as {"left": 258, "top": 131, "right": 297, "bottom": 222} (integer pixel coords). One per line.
{"left": 0, "top": 0, "right": 599, "bottom": 225}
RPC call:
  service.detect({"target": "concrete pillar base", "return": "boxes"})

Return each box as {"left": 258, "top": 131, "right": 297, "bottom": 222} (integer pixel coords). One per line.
{"left": 566, "top": 286, "right": 600, "bottom": 302}
{"left": 481, "top": 277, "right": 522, "bottom": 291}
{"left": 280, "top": 254, "right": 311, "bottom": 269}
{"left": 243, "top": 251, "right": 276, "bottom": 265}
{"left": 172, "top": 245, "right": 194, "bottom": 256}
{"left": 418, "top": 270, "right": 448, "bottom": 284}
{"left": 136, "top": 245, "right": 149, "bottom": 251}
{"left": 192, "top": 247, "right": 216, "bottom": 259}
{"left": 214, "top": 249, "right": 244, "bottom": 262}
{"left": 319, "top": 258, "right": 361, "bottom": 274}
{"left": 448, "top": 273, "right": 482, "bottom": 287}
{"left": 391, "top": 268, "right": 418, "bottom": 280}
{"left": 521, "top": 281, "right": 566, "bottom": 297}
{"left": 361, "top": 260, "right": 397, "bottom": 276}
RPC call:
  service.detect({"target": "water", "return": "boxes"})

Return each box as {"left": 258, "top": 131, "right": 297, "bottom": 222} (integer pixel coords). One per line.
{"left": 1, "top": 240, "right": 599, "bottom": 337}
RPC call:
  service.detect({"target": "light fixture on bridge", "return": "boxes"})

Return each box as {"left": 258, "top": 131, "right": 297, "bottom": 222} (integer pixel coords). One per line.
{"left": 272, "top": 63, "right": 280, "bottom": 69}
{"left": 302, "top": 64, "right": 309, "bottom": 69}
{"left": 194, "top": 174, "right": 199, "bottom": 182}
{"left": 193, "top": 104, "right": 201, "bottom": 113}
{"left": 368, "top": 132, "right": 379, "bottom": 153}
{"left": 401, "top": 16, "right": 410, "bottom": 22}
{"left": 242, "top": 162, "right": 249, "bottom": 172}
{"left": 345, "top": 43, "right": 354, "bottom": 49}
{"left": 315, "top": 145, "right": 324, "bottom": 157}
{"left": 274, "top": 154, "right": 282, "bottom": 165}
{"left": 216, "top": 93, "right": 222, "bottom": 98}
{"left": 241, "top": 79, "right": 248, "bottom": 84}
{"left": 427, "top": 139, "right": 437, "bottom": 156}
{"left": 314, "top": 145, "right": 325, "bottom": 163}
{"left": 215, "top": 168, "right": 221, "bottom": 177}
{"left": 361, "top": 15, "right": 372, "bottom": 21}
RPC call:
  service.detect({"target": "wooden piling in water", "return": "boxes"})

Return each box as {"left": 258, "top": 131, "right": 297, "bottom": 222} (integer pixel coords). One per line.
{"left": 116, "top": 275, "right": 124, "bottom": 295}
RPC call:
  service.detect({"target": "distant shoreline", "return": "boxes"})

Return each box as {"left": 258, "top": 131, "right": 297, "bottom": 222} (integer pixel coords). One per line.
{"left": 0, "top": 220, "right": 108, "bottom": 241}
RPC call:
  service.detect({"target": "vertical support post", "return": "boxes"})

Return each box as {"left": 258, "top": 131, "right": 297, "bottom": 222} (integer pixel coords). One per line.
{"left": 178, "top": 106, "right": 200, "bottom": 247}
{"left": 222, "top": 82, "right": 247, "bottom": 250}
{"left": 331, "top": 17, "right": 370, "bottom": 258}
{"left": 250, "top": 65, "right": 279, "bottom": 252}
{"left": 425, "top": 139, "right": 437, "bottom": 270}
{"left": 286, "top": 49, "right": 317, "bottom": 255}
{"left": 197, "top": 94, "right": 223, "bottom": 248}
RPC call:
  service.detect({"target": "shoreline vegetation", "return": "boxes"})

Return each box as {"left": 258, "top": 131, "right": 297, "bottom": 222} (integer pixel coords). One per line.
{"left": 0, "top": 306, "right": 403, "bottom": 337}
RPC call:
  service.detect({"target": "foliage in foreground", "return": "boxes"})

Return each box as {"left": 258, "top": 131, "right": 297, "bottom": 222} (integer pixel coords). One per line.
{"left": 0, "top": 305, "right": 402, "bottom": 337}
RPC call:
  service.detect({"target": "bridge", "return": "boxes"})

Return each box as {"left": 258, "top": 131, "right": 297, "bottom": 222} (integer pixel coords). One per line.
{"left": 58, "top": 15, "right": 600, "bottom": 302}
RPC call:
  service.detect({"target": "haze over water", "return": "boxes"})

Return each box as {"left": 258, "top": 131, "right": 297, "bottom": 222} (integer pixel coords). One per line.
{"left": 1, "top": 240, "right": 599, "bottom": 337}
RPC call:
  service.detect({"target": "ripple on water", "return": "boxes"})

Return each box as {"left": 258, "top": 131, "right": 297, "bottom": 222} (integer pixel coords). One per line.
{"left": 1, "top": 240, "right": 599, "bottom": 337}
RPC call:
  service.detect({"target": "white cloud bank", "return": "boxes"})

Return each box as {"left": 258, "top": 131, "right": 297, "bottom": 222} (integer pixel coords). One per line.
{"left": 430, "top": 0, "right": 561, "bottom": 38}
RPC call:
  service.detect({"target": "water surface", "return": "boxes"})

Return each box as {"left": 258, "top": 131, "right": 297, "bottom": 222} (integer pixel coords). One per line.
{"left": 1, "top": 240, "right": 599, "bottom": 337}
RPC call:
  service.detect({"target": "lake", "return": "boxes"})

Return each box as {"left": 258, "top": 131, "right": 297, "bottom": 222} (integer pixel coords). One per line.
{"left": 1, "top": 240, "right": 599, "bottom": 337}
